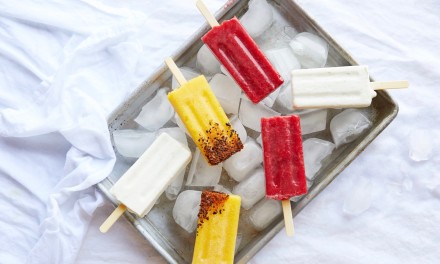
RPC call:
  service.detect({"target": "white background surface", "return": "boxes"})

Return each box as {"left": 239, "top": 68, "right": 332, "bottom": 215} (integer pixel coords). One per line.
{"left": 1, "top": 0, "right": 439, "bottom": 263}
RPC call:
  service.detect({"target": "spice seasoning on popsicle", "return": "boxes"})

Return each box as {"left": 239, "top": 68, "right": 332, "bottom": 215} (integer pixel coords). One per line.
{"left": 192, "top": 191, "right": 241, "bottom": 264}
{"left": 165, "top": 58, "right": 243, "bottom": 165}
{"left": 261, "top": 115, "right": 307, "bottom": 236}
{"left": 291, "top": 65, "right": 409, "bottom": 109}
{"left": 99, "top": 133, "right": 192, "bottom": 233}
{"left": 196, "top": 0, "right": 284, "bottom": 104}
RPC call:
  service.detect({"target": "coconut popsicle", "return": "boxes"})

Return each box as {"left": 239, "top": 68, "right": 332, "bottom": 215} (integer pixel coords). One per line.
{"left": 100, "top": 133, "right": 192, "bottom": 233}
{"left": 261, "top": 115, "right": 307, "bottom": 236}
{"left": 192, "top": 191, "right": 241, "bottom": 264}
{"left": 165, "top": 58, "right": 243, "bottom": 165}
{"left": 291, "top": 65, "right": 409, "bottom": 109}
{"left": 197, "top": 0, "right": 284, "bottom": 103}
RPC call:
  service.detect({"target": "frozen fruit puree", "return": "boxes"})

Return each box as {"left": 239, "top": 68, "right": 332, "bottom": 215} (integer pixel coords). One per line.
{"left": 168, "top": 75, "right": 243, "bottom": 165}
{"left": 202, "top": 17, "right": 283, "bottom": 103}
{"left": 192, "top": 191, "right": 241, "bottom": 264}
{"left": 261, "top": 115, "right": 307, "bottom": 199}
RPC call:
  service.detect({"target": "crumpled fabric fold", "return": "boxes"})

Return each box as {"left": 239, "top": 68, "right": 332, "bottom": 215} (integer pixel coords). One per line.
{"left": 0, "top": 0, "right": 149, "bottom": 263}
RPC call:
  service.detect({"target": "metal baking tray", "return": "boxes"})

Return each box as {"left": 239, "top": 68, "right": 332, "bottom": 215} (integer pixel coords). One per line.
{"left": 97, "top": 0, "right": 398, "bottom": 263}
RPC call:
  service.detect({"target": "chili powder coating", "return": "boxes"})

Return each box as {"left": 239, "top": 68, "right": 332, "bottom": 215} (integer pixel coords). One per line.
{"left": 167, "top": 75, "right": 243, "bottom": 167}
{"left": 197, "top": 191, "right": 229, "bottom": 231}
{"left": 192, "top": 191, "right": 241, "bottom": 264}
{"left": 198, "top": 121, "right": 243, "bottom": 165}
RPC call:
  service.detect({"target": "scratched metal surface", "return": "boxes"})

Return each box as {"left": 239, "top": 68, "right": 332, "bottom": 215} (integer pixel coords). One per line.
{"left": 97, "top": 1, "right": 398, "bottom": 263}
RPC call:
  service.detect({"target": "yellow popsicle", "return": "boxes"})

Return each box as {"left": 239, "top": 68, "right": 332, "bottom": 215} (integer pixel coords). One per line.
{"left": 192, "top": 191, "right": 241, "bottom": 264}
{"left": 168, "top": 75, "right": 243, "bottom": 165}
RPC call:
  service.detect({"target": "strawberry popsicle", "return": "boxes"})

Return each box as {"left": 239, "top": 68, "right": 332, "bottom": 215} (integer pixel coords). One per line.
{"left": 197, "top": 0, "right": 283, "bottom": 103}
{"left": 261, "top": 115, "right": 307, "bottom": 236}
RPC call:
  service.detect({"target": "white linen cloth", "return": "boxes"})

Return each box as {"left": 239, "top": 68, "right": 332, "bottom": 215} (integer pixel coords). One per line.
{"left": 0, "top": 0, "right": 439, "bottom": 263}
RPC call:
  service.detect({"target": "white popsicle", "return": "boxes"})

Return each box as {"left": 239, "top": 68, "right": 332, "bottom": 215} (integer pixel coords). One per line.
{"left": 100, "top": 133, "right": 191, "bottom": 233}
{"left": 291, "top": 65, "right": 409, "bottom": 109}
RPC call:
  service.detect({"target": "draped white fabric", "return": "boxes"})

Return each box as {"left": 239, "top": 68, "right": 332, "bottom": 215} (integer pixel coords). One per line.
{"left": 0, "top": 0, "right": 438, "bottom": 263}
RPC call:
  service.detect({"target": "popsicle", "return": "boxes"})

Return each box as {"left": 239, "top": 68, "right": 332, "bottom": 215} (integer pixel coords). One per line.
{"left": 261, "top": 115, "right": 307, "bottom": 236}
{"left": 196, "top": 0, "right": 284, "bottom": 103}
{"left": 291, "top": 65, "right": 409, "bottom": 109}
{"left": 99, "top": 133, "right": 191, "bottom": 233}
{"left": 165, "top": 58, "right": 243, "bottom": 165}
{"left": 192, "top": 191, "right": 241, "bottom": 264}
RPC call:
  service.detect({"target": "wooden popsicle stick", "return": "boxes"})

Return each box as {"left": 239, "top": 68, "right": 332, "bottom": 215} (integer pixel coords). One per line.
{"left": 196, "top": 0, "right": 220, "bottom": 28}
{"left": 165, "top": 57, "right": 187, "bottom": 86}
{"left": 370, "top": 80, "right": 409, "bottom": 90}
{"left": 99, "top": 204, "right": 127, "bottom": 233}
{"left": 281, "top": 200, "right": 294, "bottom": 236}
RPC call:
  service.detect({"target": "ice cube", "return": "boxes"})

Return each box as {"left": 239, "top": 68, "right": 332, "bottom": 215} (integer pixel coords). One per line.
{"left": 330, "top": 109, "right": 372, "bottom": 147}
{"left": 303, "top": 138, "right": 335, "bottom": 180}
{"left": 264, "top": 47, "right": 300, "bottom": 83}
{"left": 173, "top": 190, "right": 202, "bottom": 233}
{"left": 232, "top": 166, "right": 266, "bottom": 210}
{"left": 113, "top": 129, "right": 156, "bottom": 158}
{"left": 290, "top": 195, "right": 303, "bottom": 203}
{"left": 240, "top": 0, "right": 274, "bottom": 38}
{"left": 157, "top": 127, "right": 188, "bottom": 146}
{"left": 274, "top": 81, "right": 293, "bottom": 111}
{"left": 289, "top": 32, "right": 329, "bottom": 68}
{"left": 186, "top": 149, "right": 222, "bottom": 186}
{"left": 223, "top": 138, "right": 263, "bottom": 182}
{"left": 165, "top": 171, "right": 185, "bottom": 201}
{"left": 255, "top": 134, "right": 262, "bottom": 146}
{"left": 213, "top": 185, "right": 232, "bottom": 195}
{"left": 261, "top": 87, "right": 280, "bottom": 108}
{"left": 239, "top": 99, "right": 281, "bottom": 132}
{"left": 307, "top": 180, "right": 313, "bottom": 189}
{"left": 299, "top": 109, "right": 328, "bottom": 135}
{"left": 230, "top": 115, "right": 247, "bottom": 143}
{"left": 343, "top": 177, "right": 372, "bottom": 216}
{"left": 290, "top": 181, "right": 312, "bottom": 202}
{"left": 220, "top": 65, "right": 231, "bottom": 78}
{"left": 409, "top": 129, "right": 433, "bottom": 161}
{"left": 255, "top": 22, "right": 287, "bottom": 50}
{"left": 248, "top": 199, "right": 282, "bottom": 230}
{"left": 172, "top": 67, "right": 200, "bottom": 90}
{"left": 134, "top": 88, "right": 174, "bottom": 131}
{"left": 283, "top": 26, "right": 299, "bottom": 39}
{"left": 209, "top": 74, "right": 241, "bottom": 114}
{"left": 171, "top": 113, "right": 190, "bottom": 136}
{"left": 196, "top": 44, "right": 221, "bottom": 76}
{"left": 235, "top": 233, "right": 243, "bottom": 253}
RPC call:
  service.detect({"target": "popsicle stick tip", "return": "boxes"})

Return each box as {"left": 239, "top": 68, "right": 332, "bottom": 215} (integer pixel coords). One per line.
{"left": 196, "top": 0, "right": 220, "bottom": 28}
{"left": 370, "top": 80, "right": 409, "bottom": 90}
{"left": 165, "top": 57, "right": 187, "bottom": 85}
{"left": 99, "top": 204, "right": 127, "bottom": 233}
{"left": 281, "top": 200, "right": 294, "bottom": 236}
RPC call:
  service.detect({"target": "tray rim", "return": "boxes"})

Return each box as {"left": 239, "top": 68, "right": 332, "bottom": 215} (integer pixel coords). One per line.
{"left": 97, "top": 0, "right": 399, "bottom": 263}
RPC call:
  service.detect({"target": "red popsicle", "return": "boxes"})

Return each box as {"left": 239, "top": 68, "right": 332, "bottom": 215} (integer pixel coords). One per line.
{"left": 261, "top": 115, "right": 307, "bottom": 236}
{"left": 196, "top": 0, "right": 284, "bottom": 104}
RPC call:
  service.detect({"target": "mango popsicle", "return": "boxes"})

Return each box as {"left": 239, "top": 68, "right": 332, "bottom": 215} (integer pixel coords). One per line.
{"left": 261, "top": 115, "right": 307, "bottom": 236}
{"left": 100, "top": 133, "right": 192, "bottom": 233}
{"left": 196, "top": 0, "right": 284, "bottom": 103}
{"left": 192, "top": 191, "right": 241, "bottom": 264}
{"left": 166, "top": 58, "right": 243, "bottom": 165}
